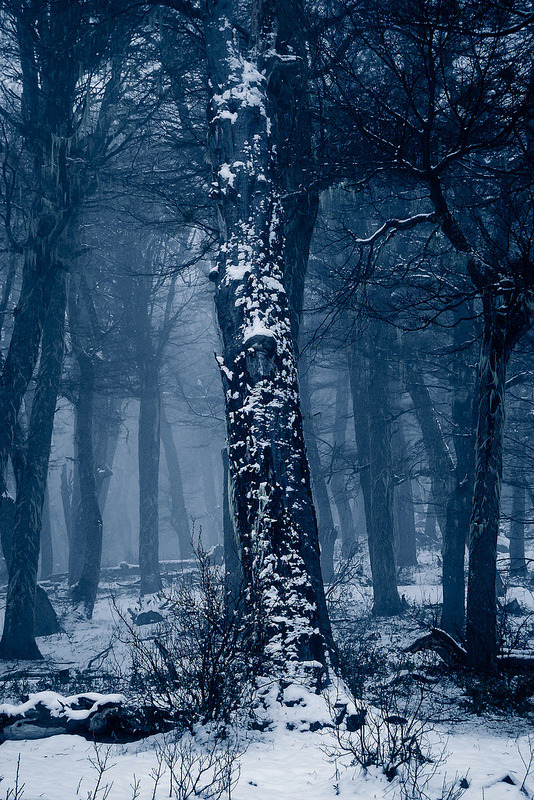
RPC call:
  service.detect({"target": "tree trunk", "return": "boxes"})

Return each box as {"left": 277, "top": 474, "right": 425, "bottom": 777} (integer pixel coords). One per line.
{"left": 222, "top": 448, "right": 242, "bottom": 613}
{"left": 61, "top": 460, "right": 83, "bottom": 585}
{"left": 509, "top": 477, "right": 527, "bottom": 578}
{"left": 466, "top": 302, "right": 515, "bottom": 672}
{"left": 348, "top": 338, "right": 371, "bottom": 541}
{"left": 0, "top": 270, "right": 66, "bottom": 660}
{"left": 392, "top": 417, "right": 418, "bottom": 569}
{"left": 441, "top": 307, "right": 476, "bottom": 637}
{"left": 160, "top": 402, "right": 192, "bottom": 560}
{"left": 0, "top": 2, "right": 76, "bottom": 504}
{"left": 94, "top": 396, "right": 122, "bottom": 513}
{"left": 70, "top": 354, "right": 103, "bottom": 618}
{"left": 200, "top": 447, "right": 221, "bottom": 544}
{"left": 331, "top": 365, "right": 357, "bottom": 558}
{"left": 367, "top": 322, "right": 403, "bottom": 616}
{"left": 424, "top": 492, "right": 438, "bottom": 544}
{"left": 39, "top": 486, "right": 53, "bottom": 580}
{"left": 299, "top": 358, "right": 337, "bottom": 583}
{"left": 394, "top": 477, "right": 418, "bottom": 568}
{"left": 138, "top": 358, "right": 162, "bottom": 595}
{"left": 204, "top": 0, "right": 334, "bottom": 675}
{"left": 404, "top": 345, "right": 454, "bottom": 537}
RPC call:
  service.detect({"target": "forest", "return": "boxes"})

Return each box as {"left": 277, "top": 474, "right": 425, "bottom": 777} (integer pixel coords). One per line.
{"left": 0, "top": 0, "right": 533, "bottom": 798}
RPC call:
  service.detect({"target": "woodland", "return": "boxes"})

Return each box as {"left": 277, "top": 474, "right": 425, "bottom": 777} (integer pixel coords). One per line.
{"left": 0, "top": 1, "right": 533, "bottom": 799}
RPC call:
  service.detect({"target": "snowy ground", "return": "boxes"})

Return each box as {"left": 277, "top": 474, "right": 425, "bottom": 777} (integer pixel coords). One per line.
{"left": 1, "top": 550, "right": 534, "bottom": 800}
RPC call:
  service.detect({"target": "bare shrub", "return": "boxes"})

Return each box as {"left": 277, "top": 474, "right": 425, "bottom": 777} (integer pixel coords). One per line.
{"left": 115, "top": 545, "right": 261, "bottom": 726}
{"left": 155, "top": 728, "right": 241, "bottom": 800}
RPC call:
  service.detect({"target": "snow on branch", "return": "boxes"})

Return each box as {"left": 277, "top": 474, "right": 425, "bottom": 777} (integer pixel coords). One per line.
{"left": 350, "top": 213, "right": 437, "bottom": 247}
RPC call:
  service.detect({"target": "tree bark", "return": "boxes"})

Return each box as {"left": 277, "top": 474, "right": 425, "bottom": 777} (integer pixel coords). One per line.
{"left": 0, "top": 270, "right": 66, "bottom": 660}
{"left": 160, "top": 402, "right": 192, "bottom": 560}
{"left": 465, "top": 294, "right": 529, "bottom": 672}
{"left": 70, "top": 353, "right": 103, "bottom": 618}
{"left": 348, "top": 338, "right": 371, "bottom": 541}
{"left": 392, "top": 417, "right": 418, "bottom": 569}
{"left": 94, "top": 396, "right": 122, "bottom": 513}
{"left": 138, "top": 358, "right": 162, "bottom": 595}
{"left": 367, "top": 322, "right": 403, "bottom": 615}
{"left": 403, "top": 345, "right": 454, "bottom": 537}
{"left": 0, "top": 2, "right": 77, "bottom": 501}
{"left": 222, "top": 448, "right": 243, "bottom": 613}
{"left": 205, "top": 0, "right": 334, "bottom": 676}
{"left": 39, "top": 486, "right": 53, "bottom": 580}
{"left": 299, "top": 358, "right": 337, "bottom": 583}
{"left": 509, "top": 475, "right": 527, "bottom": 578}
{"left": 331, "top": 365, "right": 357, "bottom": 558}
{"left": 441, "top": 306, "right": 476, "bottom": 637}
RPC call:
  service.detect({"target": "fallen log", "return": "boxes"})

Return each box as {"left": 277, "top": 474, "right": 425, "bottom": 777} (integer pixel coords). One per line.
{"left": 0, "top": 691, "right": 176, "bottom": 743}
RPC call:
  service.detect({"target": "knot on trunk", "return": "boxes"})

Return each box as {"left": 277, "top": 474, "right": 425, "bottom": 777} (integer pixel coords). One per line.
{"left": 244, "top": 332, "right": 277, "bottom": 382}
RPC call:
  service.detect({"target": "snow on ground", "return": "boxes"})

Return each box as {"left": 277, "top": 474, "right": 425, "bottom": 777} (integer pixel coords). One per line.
{"left": 1, "top": 714, "right": 533, "bottom": 799}
{"left": 1, "top": 550, "right": 534, "bottom": 800}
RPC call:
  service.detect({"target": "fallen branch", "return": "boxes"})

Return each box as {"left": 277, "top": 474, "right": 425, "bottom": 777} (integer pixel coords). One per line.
{"left": 405, "top": 627, "right": 534, "bottom": 675}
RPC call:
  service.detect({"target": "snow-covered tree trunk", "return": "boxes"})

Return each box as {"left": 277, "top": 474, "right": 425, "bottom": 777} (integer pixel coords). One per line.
{"left": 205, "top": 0, "right": 334, "bottom": 677}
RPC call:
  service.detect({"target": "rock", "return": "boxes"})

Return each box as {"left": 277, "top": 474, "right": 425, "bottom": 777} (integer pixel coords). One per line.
{"left": 134, "top": 610, "right": 164, "bottom": 626}
{"left": 503, "top": 598, "right": 523, "bottom": 616}
{"left": 87, "top": 705, "right": 175, "bottom": 743}
{"left": 346, "top": 709, "right": 366, "bottom": 732}
{"left": 207, "top": 544, "right": 224, "bottom": 565}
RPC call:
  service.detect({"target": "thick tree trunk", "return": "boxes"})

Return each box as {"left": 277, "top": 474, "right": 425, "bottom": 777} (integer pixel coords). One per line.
{"left": 466, "top": 305, "right": 514, "bottom": 672}
{"left": 331, "top": 366, "right": 357, "bottom": 558}
{"left": 0, "top": 270, "right": 66, "bottom": 660}
{"left": 205, "top": 0, "right": 334, "bottom": 675}
{"left": 70, "top": 354, "right": 103, "bottom": 618}
{"left": 160, "top": 403, "right": 192, "bottom": 560}
{"left": 138, "top": 358, "right": 162, "bottom": 595}
{"left": 299, "top": 359, "right": 337, "bottom": 583}
{"left": 0, "top": 3, "right": 76, "bottom": 503}
{"left": 367, "top": 323, "right": 403, "bottom": 615}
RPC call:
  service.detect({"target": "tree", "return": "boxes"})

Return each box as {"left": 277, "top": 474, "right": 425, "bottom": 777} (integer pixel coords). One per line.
{"left": 204, "top": 0, "right": 335, "bottom": 678}
{"left": 320, "top": 0, "right": 534, "bottom": 671}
